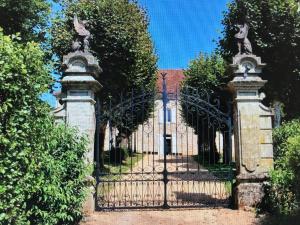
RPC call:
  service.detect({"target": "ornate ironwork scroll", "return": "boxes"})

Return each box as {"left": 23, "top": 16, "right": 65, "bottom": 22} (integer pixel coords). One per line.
{"left": 95, "top": 74, "right": 234, "bottom": 210}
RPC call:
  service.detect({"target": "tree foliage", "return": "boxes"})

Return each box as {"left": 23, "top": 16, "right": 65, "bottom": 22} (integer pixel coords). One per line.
{"left": 0, "top": 0, "right": 52, "bottom": 43}
{"left": 181, "top": 53, "right": 230, "bottom": 128}
{"left": 51, "top": 0, "right": 158, "bottom": 170}
{"left": 51, "top": 0, "right": 158, "bottom": 105}
{"left": 219, "top": 0, "right": 300, "bottom": 119}
{"left": 183, "top": 53, "right": 228, "bottom": 93}
{"left": 180, "top": 53, "right": 230, "bottom": 163}
{"left": 0, "top": 29, "right": 88, "bottom": 224}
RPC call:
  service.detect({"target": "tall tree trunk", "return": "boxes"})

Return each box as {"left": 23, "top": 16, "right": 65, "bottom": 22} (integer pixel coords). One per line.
{"left": 98, "top": 124, "right": 106, "bottom": 170}
{"left": 117, "top": 132, "right": 129, "bottom": 149}
{"left": 209, "top": 128, "right": 218, "bottom": 164}
{"left": 223, "top": 131, "right": 230, "bottom": 164}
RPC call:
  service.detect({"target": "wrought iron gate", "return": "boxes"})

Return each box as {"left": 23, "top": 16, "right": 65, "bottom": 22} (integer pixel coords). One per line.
{"left": 95, "top": 73, "right": 234, "bottom": 210}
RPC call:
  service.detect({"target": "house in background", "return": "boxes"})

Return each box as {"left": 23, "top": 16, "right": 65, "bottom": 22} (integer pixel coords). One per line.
{"left": 103, "top": 69, "right": 228, "bottom": 157}
{"left": 130, "top": 69, "right": 198, "bottom": 155}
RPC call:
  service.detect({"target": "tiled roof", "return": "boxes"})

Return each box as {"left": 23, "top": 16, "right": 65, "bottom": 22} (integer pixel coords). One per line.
{"left": 157, "top": 69, "right": 185, "bottom": 94}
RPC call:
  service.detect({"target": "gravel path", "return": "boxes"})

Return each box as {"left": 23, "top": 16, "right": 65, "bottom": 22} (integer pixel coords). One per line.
{"left": 82, "top": 208, "right": 259, "bottom": 225}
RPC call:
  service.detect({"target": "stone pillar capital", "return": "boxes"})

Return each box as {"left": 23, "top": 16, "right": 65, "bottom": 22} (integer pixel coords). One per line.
{"left": 230, "top": 54, "right": 266, "bottom": 75}
{"left": 228, "top": 54, "right": 267, "bottom": 95}
{"left": 61, "top": 52, "right": 102, "bottom": 95}
{"left": 62, "top": 51, "right": 103, "bottom": 77}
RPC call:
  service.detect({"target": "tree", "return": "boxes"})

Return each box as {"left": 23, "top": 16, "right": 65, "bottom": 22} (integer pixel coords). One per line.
{"left": 181, "top": 53, "right": 231, "bottom": 163}
{"left": 219, "top": 0, "right": 300, "bottom": 120}
{"left": 51, "top": 0, "right": 157, "bottom": 102}
{"left": 183, "top": 53, "right": 228, "bottom": 93}
{"left": 51, "top": 0, "right": 158, "bottom": 167}
{"left": 0, "top": 0, "right": 52, "bottom": 43}
{"left": 0, "top": 29, "right": 88, "bottom": 224}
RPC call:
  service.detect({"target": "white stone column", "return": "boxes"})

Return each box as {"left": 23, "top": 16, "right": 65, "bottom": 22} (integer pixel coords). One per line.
{"left": 229, "top": 54, "right": 274, "bottom": 209}
{"left": 54, "top": 52, "right": 102, "bottom": 214}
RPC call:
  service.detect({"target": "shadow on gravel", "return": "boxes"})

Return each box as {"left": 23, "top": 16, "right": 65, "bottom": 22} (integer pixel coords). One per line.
{"left": 259, "top": 211, "right": 300, "bottom": 225}
{"left": 174, "top": 192, "right": 229, "bottom": 205}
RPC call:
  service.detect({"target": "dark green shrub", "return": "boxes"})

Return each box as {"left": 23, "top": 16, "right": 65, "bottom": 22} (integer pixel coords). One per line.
{"left": 285, "top": 136, "right": 300, "bottom": 200}
{"left": 195, "top": 150, "right": 221, "bottom": 165}
{"left": 264, "top": 119, "right": 300, "bottom": 215}
{"left": 273, "top": 119, "right": 300, "bottom": 159}
{"left": 109, "top": 147, "right": 129, "bottom": 164}
{"left": 0, "top": 29, "right": 88, "bottom": 224}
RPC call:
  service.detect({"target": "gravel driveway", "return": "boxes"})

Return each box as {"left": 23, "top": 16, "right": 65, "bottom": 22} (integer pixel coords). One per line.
{"left": 82, "top": 208, "right": 259, "bottom": 225}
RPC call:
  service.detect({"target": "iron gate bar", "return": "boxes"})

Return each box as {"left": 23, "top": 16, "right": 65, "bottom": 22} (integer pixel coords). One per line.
{"left": 161, "top": 72, "right": 169, "bottom": 209}
{"left": 95, "top": 96, "right": 100, "bottom": 211}
{"left": 95, "top": 72, "right": 234, "bottom": 210}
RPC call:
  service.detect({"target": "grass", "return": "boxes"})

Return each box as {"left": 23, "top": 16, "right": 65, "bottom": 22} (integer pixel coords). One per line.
{"left": 97, "top": 151, "right": 144, "bottom": 197}
{"left": 192, "top": 154, "right": 235, "bottom": 195}
{"left": 100, "top": 150, "right": 143, "bottom": 181}
{"left": 193, "top": 155, "right": 235, "bottom": 176}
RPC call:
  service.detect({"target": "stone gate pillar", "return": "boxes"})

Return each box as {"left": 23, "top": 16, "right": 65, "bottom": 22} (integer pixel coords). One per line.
{"left": 53, "top": 51, "right": 102, "bottom": 214}
{"left": 228, "top": 54, "right": 274, "bottom": 209}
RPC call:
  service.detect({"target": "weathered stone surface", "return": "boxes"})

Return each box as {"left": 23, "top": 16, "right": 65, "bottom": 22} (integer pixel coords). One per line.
{"left": 82, "top": 185, "right": 96, "bottom": 215}
{"left": 235, "top": 173, "right": 269, "bottom": 209}
{"left": 62, "top": 51, "right": 102, "bottom": 77}
{"left": 259, "top": 130, "right": 273, "bottom": 144}
{"left": 259, "top": 115, "right": 272, "bottom": 129}
{"left": 235, "top": 182, "right": 265, "bottom": 209}
{"left": 229, "top": 54, "right": 274, "bottom": 209}
{"left": 236, "top": 172, "right": 269, "bottom": 181}
{"left": 230, "top": 54, "right": 266, "bottom": 75}
{"left": 260, "top": 144, "right": 273, "bottom": 157}
{"left": 240, "top": 113, "right": 260, "bottom": 172}
{"left": 258, "top": 158, "right": 274, "bottom": 172}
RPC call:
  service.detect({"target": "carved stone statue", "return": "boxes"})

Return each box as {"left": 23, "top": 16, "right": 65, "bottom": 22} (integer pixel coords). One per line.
{"left": 234, "top": 23, "right": 252, "bottom": 55}
{"left": 72, "top": 15, "right": 91, "bottom": 52}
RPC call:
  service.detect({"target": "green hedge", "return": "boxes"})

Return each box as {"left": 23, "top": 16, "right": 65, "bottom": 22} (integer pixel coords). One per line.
{"left": 0, "top": 29, "right": 88, "bottom": 224}
{"left": 264, "top": 119, "right": 300, "bottom": 215}
{"left": 273, "top": 119, "right": 300, "bottom": 160}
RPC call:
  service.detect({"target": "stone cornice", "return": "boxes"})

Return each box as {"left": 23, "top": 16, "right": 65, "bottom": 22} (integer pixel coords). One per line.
{"left": 62, "top": 51, "right": 102, "bottom": 78}
{"left": 236, "top": 173, "right": 269, "bottom": 183}
{"left": 61, "top": 97, "right": 96, "bottom": 105}
{"left": 61, "top": 79, "right": 102, "bottom": 93}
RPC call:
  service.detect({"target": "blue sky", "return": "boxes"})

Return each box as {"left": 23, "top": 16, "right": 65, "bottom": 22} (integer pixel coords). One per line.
{"left": 138, "top": 0, "right": 229, "bottom": 69}
{"left": 44, "top": 0, "right": 229, "bottom": 106}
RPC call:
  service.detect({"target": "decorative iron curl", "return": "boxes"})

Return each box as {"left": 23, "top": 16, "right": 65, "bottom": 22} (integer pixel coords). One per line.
{"left": 179, "top": 85, "right": 231, "bottom": 129}
{"left": 143, "top": 121, "right": 153, "bottom": 134}
{"left": 99, "top": 89, "right": 157, "bottom": 128}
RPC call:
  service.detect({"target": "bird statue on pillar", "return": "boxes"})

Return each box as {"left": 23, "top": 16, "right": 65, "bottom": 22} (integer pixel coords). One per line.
{"left": 234, "top": 23, "right": 253, "bottom": 55}
{"left": 72, "top": 15, "right": 91, "bottom": 52}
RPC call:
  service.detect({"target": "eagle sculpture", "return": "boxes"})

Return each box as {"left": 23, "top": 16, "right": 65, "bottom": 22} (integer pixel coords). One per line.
{"left": 72, "top": 15, "right": 91, "bottom": 52}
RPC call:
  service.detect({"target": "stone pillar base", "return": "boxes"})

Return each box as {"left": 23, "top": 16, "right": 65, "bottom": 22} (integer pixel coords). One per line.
{"left": 82, "top": 185, "right": 95, "bottom": 215}
{"left": 234, "top": 173, "right": 268, "bottom": 210}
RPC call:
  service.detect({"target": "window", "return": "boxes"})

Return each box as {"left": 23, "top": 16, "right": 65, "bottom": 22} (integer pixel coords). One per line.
{"left": 159, "top": 108, "right": 173, "bottom": 123}
{"left": 167, "top": 108, "right": 171, "bottom": 122}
